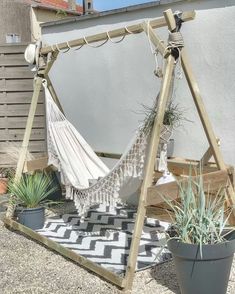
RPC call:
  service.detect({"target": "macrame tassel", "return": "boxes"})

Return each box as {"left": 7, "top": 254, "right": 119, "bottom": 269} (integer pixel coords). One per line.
{"left": 158, "top": 143, "right": 168, "bottom": 172}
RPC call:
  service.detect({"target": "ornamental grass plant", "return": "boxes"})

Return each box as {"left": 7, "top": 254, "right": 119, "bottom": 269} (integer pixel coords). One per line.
{"left": 163, "top": 171, "right": 233, "bottom": 256}
{"left": 8, "top": 172, "right": 58, "bottom": 208}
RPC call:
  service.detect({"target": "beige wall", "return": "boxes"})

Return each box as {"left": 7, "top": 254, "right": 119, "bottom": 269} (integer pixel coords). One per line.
{"left": 42, "top": 0, "right": 235, "bottom": 166}
{"left": 0, "top": 0, "right": 31, "bottom": 44}
{"left": 31, "top": 8, "right": 73, "bottom": 41}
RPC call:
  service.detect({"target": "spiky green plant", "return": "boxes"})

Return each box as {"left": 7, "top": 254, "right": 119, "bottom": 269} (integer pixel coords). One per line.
{"left": 139, "top": 97, "right": 190, "bottom": 135}
{"left": 163, "top": 173, "right": 232, "bottom": 256}
{"left": 163, "top": 101, "right": 186, "bottom": 128}
{"left": 8, "top": 172, "right": 58, "bottom": 208}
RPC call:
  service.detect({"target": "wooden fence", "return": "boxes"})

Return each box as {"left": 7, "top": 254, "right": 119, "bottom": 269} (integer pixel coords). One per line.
{"left": 0, "top": 44, "right": 46, "bottom": 167}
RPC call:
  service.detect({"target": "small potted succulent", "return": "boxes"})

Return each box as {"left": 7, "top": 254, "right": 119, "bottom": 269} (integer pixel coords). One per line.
{"left": 163, "top": 173, "right": 235, "bottom": 294}
{"left": 8, "top": 172, "right": 58, "bottom": 230}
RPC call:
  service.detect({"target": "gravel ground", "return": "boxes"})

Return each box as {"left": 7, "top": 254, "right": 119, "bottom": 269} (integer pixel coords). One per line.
{"left": 0, "top": 199, "right": 235, "bottom": 293}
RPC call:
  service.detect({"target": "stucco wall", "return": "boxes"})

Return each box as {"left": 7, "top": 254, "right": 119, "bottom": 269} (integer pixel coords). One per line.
{"left": 0, "top": 0, "right": 31, "bottom": 44}
{"left": 31, "top": 8, "right": 73, "bottom": 41}
{"left": 41, "top": 0, "right": 235, "bottom": 166}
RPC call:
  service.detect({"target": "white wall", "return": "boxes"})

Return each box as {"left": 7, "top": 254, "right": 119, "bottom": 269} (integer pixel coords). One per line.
{"left": 42, "top": 0, "right": 235, "bottom": 166}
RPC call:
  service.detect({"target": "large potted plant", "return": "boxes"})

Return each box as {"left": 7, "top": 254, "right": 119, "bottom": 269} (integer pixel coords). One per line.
{"left": 164, "top": 174, "right": 235, "bottom": 294}
{"left": 8, "top": 172, "right": 58, "bottom": 230}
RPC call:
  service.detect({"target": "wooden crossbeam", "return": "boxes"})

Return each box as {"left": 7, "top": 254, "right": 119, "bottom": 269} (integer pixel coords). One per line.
{"left": 40, "top": 11, "right": 195, "bottom": 55}
{"left": 155, "top": 157, "right": 234, "bottom": 177}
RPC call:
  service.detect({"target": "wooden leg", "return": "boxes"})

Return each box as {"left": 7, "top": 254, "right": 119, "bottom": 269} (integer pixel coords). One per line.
{"left": 181, "top": 50, "right": 235, "bottom": 220}
{"left": 45, "top": 74, "right": 65, "bottom": 115}
{"left": 181, "top": 51, "right": 225, "bottom": 169}
{"left": 6, "top": 77, "right": 43, "bottom": 218}
{"left": 123, "top": 55, "right": 176, "bottom": 291}
{"left": 199, "top": 138, "right": 220, "bottom": 167}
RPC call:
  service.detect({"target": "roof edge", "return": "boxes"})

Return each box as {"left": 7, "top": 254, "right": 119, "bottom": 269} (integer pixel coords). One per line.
{"left": 32, "top": 4, "right": 82, "bottom": 16}
{"left": 40, "top": 0, "right": 184, "bottom": 28}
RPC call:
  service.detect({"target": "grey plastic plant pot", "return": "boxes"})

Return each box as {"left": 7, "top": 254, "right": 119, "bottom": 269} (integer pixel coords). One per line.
{"left": 18, "top": 207, "right": 45, "bottom": 230}
{"left": 167, "top": 238, "right": 235, "bottom": 294}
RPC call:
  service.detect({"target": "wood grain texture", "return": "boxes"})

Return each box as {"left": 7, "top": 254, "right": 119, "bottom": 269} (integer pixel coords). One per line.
{"left": 0, "top": 44, "right": 27, "bottom": 54}
{"left": 0, "top": 141, "right": 46, "bottom": 152}
{"left": 0, "top": 67, "right": 34, "bottom": 79}
{"left": 0, "top": 152, "right": 45, "bottom": 165}
{"left": 0, "top": 79, "right": 34, "bottom": 91}
{"left": 0, "top": 128, "right": 45, "bottom": 141}
{"left": 0, "top": 45, "right": 46, "bottom": 167}
{"left": 41, "top": 11, "right": 195, "bottom": 55}
{"left": 0, "top": 92, "right": 44, "bottom": 104}
{"left": 146, "top": 170, "right": 229, "bottom": 206}
{"left": 0, "top": 54, "right": 28, "bottom": 66}
{"left": 0, "top": 104, "right": 44, "bottom": 116}
{"left": 124, "top": 54, "right": 176, "bottom": 290}
{"left": 0, "top": 116, "right": 45, "bottom": 129}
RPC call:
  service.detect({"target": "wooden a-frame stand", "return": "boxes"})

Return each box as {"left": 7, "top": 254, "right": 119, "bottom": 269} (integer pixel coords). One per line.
{"left": 4, "top": 9, "right": 235, "bottom": 292}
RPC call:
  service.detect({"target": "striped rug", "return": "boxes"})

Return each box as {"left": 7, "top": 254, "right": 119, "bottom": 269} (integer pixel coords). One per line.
{"left": 37, "top": 204, "right": 171, "bottom": 274}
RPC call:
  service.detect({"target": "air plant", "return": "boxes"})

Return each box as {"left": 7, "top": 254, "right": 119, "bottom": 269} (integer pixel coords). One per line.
{"left": 139, "top": 96, "right": 189, "bottom": 134}
{"left": 163, "top": 100, "right": 187, "bottom": 128}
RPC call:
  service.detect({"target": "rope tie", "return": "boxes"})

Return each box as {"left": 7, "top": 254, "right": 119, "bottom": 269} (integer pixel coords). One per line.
{"left": 165, "top": 31, "right": 184, "bottom": 79}
{"left": 55, "top": 43, "right": 70, "bottom": 53}
{"left": 168, "top": 31, "right": 184, "bottom": 49}
{"left": 67, "top": 41, "right": 84, "bottom": 51}
{"left": 106, "top": 31, "right": 126, "bottom": 44}
{"left": 83, "top": 36, "right": 109, "bottom": 48}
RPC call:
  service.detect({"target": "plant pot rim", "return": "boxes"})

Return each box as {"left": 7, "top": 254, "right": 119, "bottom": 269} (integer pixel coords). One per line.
{"left": 167, "top": 237, "right": 235, "bottom": 260}
{"left": 17, "top": 206, "right": 44, "bottom": 212}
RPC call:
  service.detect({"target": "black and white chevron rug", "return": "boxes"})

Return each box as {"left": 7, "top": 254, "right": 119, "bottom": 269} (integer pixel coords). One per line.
{"left": 37, "top": 204, "right": 171, "bottom": 275}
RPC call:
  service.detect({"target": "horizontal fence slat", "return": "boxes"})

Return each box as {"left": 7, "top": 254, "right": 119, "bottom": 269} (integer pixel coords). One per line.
{"left": 0, "top": 79, "right": 34, "bottom": 91}
{"left": 0, "top": 116, "right": 45, "bottom": 129}
{"left": 0, "top": 141, "right": 46, "bottom": 153}
{"left": 0, "top": 92, "right": 44, "bottom": 104}
{"left": 0, "top": 152, "right": 46, "bottom": 166}
{"left": 0, "top": 129, "right": 45, "bottom": 141}
{"left": 0, "top": 104, "right": 44, "bottom": 116}
{"left": 0, "top": 67, "right": 33, "bottom": 79}
{"left": 0, "top": 54, "right": 27, "bottom": 66}
{"left": 0, "top": 45, "right": 45, "bottom": 166}
{"left": 0, "top": 44, "right": 27, "bottom": 54}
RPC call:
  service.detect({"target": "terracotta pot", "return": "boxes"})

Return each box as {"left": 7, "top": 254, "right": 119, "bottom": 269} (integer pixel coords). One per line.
{"left": 0, "top": 178, "right": 8, "bottom": 194}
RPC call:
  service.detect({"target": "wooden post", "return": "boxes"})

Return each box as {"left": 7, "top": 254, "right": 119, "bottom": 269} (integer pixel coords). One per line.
{"left": 6, "top": 50, "right": 59, "bottom": 218}
{"left": 182, "top": 47, "right": 235, "bottom": 216}
{"left": 45, "top": 74, "right": 65, "bottom": 114}
{"left": 6, "top": 77, "right": 43, "bottom": 218}
{"left": 124, "top": 48, "right": 176, "bottom": 292}
{"left": 164, "top": 8, "right": 235, "bottom": 220}
{"left": 199, "top": 138, "right": 220, "bottom": 167}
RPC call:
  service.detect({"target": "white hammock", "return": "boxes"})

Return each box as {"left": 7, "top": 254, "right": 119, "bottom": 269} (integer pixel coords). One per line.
{"left": 44, "top": 81, "right": 159, "bottom": 218}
